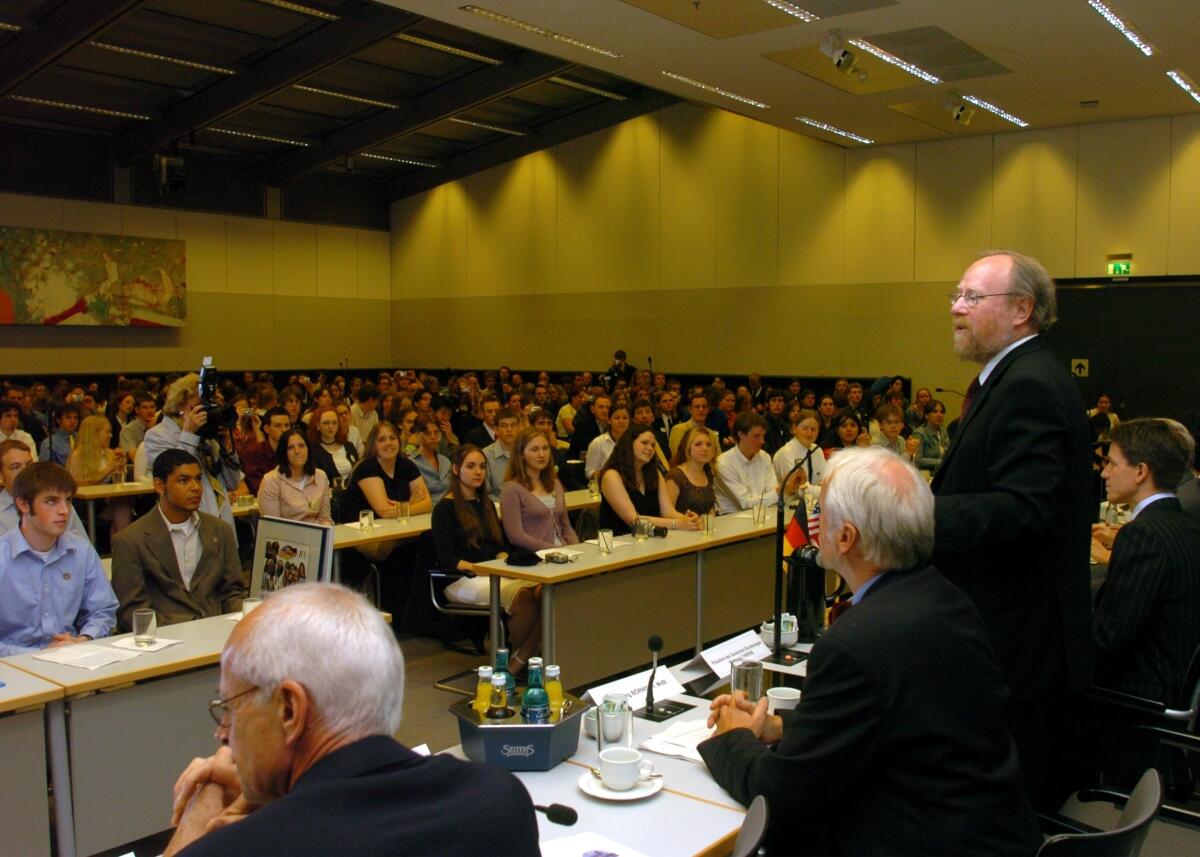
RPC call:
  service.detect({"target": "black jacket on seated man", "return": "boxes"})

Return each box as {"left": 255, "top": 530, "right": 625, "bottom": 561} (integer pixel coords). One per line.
{"left": 699, "top": 566, "right": 1041, "bottom": 857}
{"left": 179, "top": 735, "right": 539, "bottom": 857}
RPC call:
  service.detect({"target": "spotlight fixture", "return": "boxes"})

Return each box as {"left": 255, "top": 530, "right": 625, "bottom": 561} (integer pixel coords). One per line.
{"left": 207, "top": 127, "right": 310, "bottom": 147}
{"left": 795, "top": 116, "right": 872, "bottom": 145}
{"left": 848, "top": 37, "right": 941, "bottom": 84}
{"left": 1167, "top": 69, "right": 1200, "bottom": 105}
{"left": 817, "top": 30, "right": 868, "bottom": 80}
{"left": 360, "top": 152, "right": 438, "bottom": 168}
{"left": 1085, "top": 0, "right": 1154, "bottom": 56}
{"left": 960, "top": 94, "right": 1029, "bottom": 127}
{"left": 394, "top": 33, "right": 502, "bottom": 65}
{"left": 89, "top": 42, "right": 236, "bottom": 75}
{"left": 661, "top": 70, "right": 768, "bottom": 109}
{"left": 154, "top": 154, "right": 185, "bottom": 192}
{"left": 942, "top": 93, "right": 975, "bottom": 125}
{"left": 7, "top": 94, "right": 151, "bottom": 120}
{"left": 460, "top": 6, "right": 622, "bottom": 58}
{"left": 761, "top": 0, "right": 820, "bottom": 22}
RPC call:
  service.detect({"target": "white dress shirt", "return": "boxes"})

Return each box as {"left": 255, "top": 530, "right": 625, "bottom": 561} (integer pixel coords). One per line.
{"left": 714, "top": 446, "right": 779, "bottom": 514}
{"left": 0, "top": 428, "right": 37, "bottom": 459}
{"left": 159, "top": 506, "right": 201, "bottom": 591}
{"left": 585, "top": 432, "right": 616, "bottom": 479}
{"left": 772, "top": 439, "right": 827, "bottom": 499}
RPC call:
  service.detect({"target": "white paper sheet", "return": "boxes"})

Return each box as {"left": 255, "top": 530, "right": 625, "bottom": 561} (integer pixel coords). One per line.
{"left": 582, "top": 537, "right": 632, "bottom": 548}
{"left": 639, "top": 718, "right": 714, "bottom": 764}
{"left": 535, "top": 548, "right": 584, "bottom": 560}
{"left": 33, "top": 643, "right": 141, "bottom": 670}
{"left": 541, "top": 833, "right": 651, "bottom": 857}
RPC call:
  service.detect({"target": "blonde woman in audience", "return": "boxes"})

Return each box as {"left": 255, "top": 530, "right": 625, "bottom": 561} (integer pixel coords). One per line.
{"left": 309, "top": 405, "right": 358, "bottom": 485}
{"left": 665, "top": 425, "right": 717, "bottom": 516}
{"left": 500, "top": 426, "right": 579, "bottom": 551}
{"left": 257, "top": 428, "right": 332, "bottom": 525}
{"left": 599, "top": 428, "right": 702, "bottom": 535}
{"left": 67, "top": 415, "right": 131, "bottom": 531}
{"left": 773, "top": 408, "right": 827, "bottom": 501}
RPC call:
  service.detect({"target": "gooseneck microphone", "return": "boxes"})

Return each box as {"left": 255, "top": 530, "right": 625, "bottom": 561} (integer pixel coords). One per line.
{"left": 645, "top": 634, "right": 664, "bottom": 713}
{"left": 534, "top": 803, "right": 578, "bottom": 825}
{"left": 935, "top": 387, "right": 965, "bottom": 397}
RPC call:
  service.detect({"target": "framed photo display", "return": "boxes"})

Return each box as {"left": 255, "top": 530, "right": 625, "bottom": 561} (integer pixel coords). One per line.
{"left": 251, "top": 516, "right": 335, "bottom": 597}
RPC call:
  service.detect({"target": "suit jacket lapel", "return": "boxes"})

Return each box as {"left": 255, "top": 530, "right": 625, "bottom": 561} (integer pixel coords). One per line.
{"left": 145, "top": 510, "right": 187, "bottom": 588}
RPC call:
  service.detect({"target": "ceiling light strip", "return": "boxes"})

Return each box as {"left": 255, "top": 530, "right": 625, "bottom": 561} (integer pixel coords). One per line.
{"left": 252, "top": 0, "right": 339, "bottom": 21}
{"left": 1086, "top": 0, "right": 1154, "bottom": 56}
{"left": 1167, "top": 69, "right": 1200, "bottom": 105}
{"left": 394, "top": 33, "right": 502, "bottom": 65}
{"left": 460, "top": 6, "right": 622, "bottom": 58}
{"left": 960, "top": 94, "right": 1029, "bottom": 127}
{"left": 847, "top": 38, "right": 941, "bottom": 85}
{"left": 89, "top": 42, "right": 236, "bottom": 75}
{"left": 795, "top": 116, "right": 872, "bottom": 145}
{"left": 0, "top": 21, "right": 22, "bottom": 32}
{"left": 360, "top": 152, "right": 437, "bottom": 168}
{"left": 661, "top": 70, "right": 768, "bottom": 109}
{"left": 548, "top": 76, "right": 626, "bottom": 100}
{"left": 7, "top": 94, "right": 151, "bottom": 120}
{"left": 292, "top": 84, "right": 397, "bottom": 109}
{"left": 762, "top": 1, "right": 820, "bottom": 22}
{"left": 447, "top": 117, "right": 525, "bottom": 136}
{"left": 208, "top": 127, "right": 310, "bottom": 147}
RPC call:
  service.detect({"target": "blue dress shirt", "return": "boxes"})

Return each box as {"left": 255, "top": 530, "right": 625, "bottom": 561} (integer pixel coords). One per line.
{"left": 0, "top": 489, "right": 89, "bottom": 541}
{"left": 0, "top": 527, "right": 118, "bottom": 656}
{"left": 410, "top": 451, "right": 453, "bottom": 504}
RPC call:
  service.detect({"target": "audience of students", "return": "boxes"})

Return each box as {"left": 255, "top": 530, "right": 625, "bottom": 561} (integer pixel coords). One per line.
{"left": 257, "top": 429, "right": 333, "bottom": 526}
{"left": 665, "top": 425, "right": 717, "bottom": 516}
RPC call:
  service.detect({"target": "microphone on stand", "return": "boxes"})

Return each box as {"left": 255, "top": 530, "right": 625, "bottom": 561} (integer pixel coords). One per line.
{"left": 534, "top": 803, "right": 578, "bottom": 826}
{"left": 935, "top": 387, "right": 965, "bottom": 397}
{"left": 645, "top": 634, "right": 663, "bottom": 714}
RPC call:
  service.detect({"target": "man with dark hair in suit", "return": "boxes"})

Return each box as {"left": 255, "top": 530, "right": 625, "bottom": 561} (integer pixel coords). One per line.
{"left": 111, "top": 449, "right": 243, "bottom": 631}
{"left": 699, "top": 447, "right": 1040, "bottom": 856}
{"left": 931, "top": 250, "right": 1093, "bottom": 810}
{"left": 1093, "top": 419, "right": 1200, "bottom": 701}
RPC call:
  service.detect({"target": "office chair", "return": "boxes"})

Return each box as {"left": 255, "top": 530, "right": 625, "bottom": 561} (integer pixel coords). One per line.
{"left": 1037, "top": 768, "right": 1161, "bottom": 856}
{"left": 731, "top": 795, "right": 769, "bottom": 857}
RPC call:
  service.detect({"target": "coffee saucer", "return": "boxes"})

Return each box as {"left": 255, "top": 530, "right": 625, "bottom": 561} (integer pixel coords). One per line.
{"left": 577, "top": 771, "right": 664, "bottom": 802}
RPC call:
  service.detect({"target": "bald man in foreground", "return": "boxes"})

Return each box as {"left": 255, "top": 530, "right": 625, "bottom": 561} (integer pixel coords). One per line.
{"left": 699, "top": 448, "right": 1040, "bottom": 855}
{"left": 165, "top": 584, "right": 539, "bottom": 856}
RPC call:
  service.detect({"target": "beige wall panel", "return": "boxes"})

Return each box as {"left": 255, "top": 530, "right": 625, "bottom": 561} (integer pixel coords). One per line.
{"left": 426, "top": 184, "right": 468, "bottom": 299}
{"left": 991, "top": 126, "right": 1077, "bottom": 277}
{"left": 914, "top": 136, "right": 993, "bottom": 282}
{"left": 315, "top": 224, "right": 357, "bottom": 298}
{"left": 176, "top": 211, "right": 227, "bottom": 294}
{"left": 389, "top": 195, "right": 429, "bottom": 299}
{"left": 62, "top": 200, "right": 122, "bottom": 236}
{"left": 274, "top": 297, "right": 390, "bottom": 368}
{"left": 356, "top": 230, "right": 391, "bottom": 299}
{"left": 0, "top": 192, "right": 64, "bottom": 229}
{"left": 715, "top": 111, "right": 778, "bottom": 289}
{"left": 602, "top": 114, "right": 660, "bottom": 293}
{"left": 0, "top": 326, "right": 128, "bottom": 374}
{"left": 657, "top": 287, "right": 769, "bottom": 374}
{"left": 844, "top": 144, "right": 915, "bottom": 285}
{"left": 121, "top": 205, "right": 177, "bottom": 240}
{"left": 273, "top": 221, "right": 317, "bottom": 297}
{"left": 541, "top": 290, "right": 660, "bottom": 369}
{"left": 464, "top": 163, "right": 514, "bottom": 297}
{"left": 391, "top": 298, "right": 445, "bottom": 366}
{"left": 508, "top": 151, "right": 557, "bottom": 296}
{"left": 555, "top": 128, "right": 610, "bottom": 294}
{"left": 1168, "top": 114, "right": 1200, "bottom": 275}
{"left": 778, "top": 130, "right": 845, "bottom": 287}
{"left": 123, "top": 293, "right": 274, "bottom": 372}
{"left": 225, "top": 217, "right": 275, "bottom": 296}
{"left": 659, "top": 103, "right": 718, "bottom": 291}
{"left": 1076, "top": 117, "right": 1171, "bottom": 277}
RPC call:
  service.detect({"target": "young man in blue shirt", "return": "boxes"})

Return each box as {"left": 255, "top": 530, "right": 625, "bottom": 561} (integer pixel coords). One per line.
{"left": 0, "top": 461, "right": 117, "bottom": 656}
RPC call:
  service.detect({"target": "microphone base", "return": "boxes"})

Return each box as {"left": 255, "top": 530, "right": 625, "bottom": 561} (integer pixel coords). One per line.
{"left": 761, "top": 651, "right": 807, "bottom": 668}
{"left": 634, "top": 699, "right": 695, "bottom": 722}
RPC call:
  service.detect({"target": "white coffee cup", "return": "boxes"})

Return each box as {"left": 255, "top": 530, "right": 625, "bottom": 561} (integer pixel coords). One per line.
{"left": 598, "top": 747, "right": 655, "bottom": 791}
{"left": 766, "top": 686, "right": 801, "bottom": 714}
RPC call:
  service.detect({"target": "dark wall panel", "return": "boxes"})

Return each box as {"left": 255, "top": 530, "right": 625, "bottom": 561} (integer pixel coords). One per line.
{"left": 130, "top": 150, "right": 265, "bottom": 217}
{"left": 281, "top": 171, "right": 388, "bottom": 230}
{"left": 0, "top": 124, "right": 111, "bottom": 200}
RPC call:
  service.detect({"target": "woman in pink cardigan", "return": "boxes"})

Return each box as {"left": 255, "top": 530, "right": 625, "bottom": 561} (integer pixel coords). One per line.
{"left": 499, "top": 427, "right": 579, "bottom": 550}
{"left": 257, "top": 428, "right": 333, "bottom": 526}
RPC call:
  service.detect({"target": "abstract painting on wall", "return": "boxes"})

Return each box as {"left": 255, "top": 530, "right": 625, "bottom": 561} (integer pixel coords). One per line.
{"left": 0, "top": 226, "right": 186, "bottom": 326}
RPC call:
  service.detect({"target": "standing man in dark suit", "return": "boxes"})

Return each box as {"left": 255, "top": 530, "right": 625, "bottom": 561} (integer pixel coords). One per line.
{"left": 932, "top": 250, "right": 1093, "bottom": 810}
{"left": 1093, "top": 419, "right": 1200, "bottom": 701}
{"left": 111, "top": 449, "right": 243, "bottom": 632}
{"left": 700, "top": 447, "right": 1040, "bottom": 856}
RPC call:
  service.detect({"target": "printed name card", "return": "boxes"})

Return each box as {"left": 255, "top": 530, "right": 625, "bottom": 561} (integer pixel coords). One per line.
{"left": 586, "top": 665, "right": 686, "bottom": 713}
{"left": 699, "top": 629, "right": 772, "bottom": 680}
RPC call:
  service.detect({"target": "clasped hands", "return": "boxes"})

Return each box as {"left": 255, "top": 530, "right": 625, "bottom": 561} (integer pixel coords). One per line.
{"left": 1091, "top": 523, "right": 1116, "bottom": 564}
{"left": 170, "top": 746, "right": 255, "bottom": 836}
{"left": 707, "top": 690, "right": 783, "bottom": 744}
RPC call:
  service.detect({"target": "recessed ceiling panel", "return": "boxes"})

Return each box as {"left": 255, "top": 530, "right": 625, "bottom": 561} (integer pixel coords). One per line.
{"left": 765, "top": 45, "right": 928, "bottom": 94}
{"left": 870, "top": 27, "right": 1009, "bottom": 83}
{"left": 888, "top": 100, "right": 1010, "bottom": 135}
{"left": 619, "top": 0, "right": 804, "bottom": 39}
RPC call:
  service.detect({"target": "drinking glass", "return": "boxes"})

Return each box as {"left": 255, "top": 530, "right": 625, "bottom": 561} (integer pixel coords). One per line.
{"left": 598, "top": 529, "right": 614, "bottom": 555}
{"left": 730, "top": 659, "right": 764, "bottom": 702}
{"left": 132, "top": 609, "right": 156, "bottom": 646}
{"left": 634, "top": 518, "right": 650, "bottom": 541}
{"left": 702, "top": 513, "right": 715, "bottom": 537}
{"left": 359, "top": 509, "right": 374, "bottom": 530}
{"left": 398, "top": 501, "right": 410, "bottom": 523}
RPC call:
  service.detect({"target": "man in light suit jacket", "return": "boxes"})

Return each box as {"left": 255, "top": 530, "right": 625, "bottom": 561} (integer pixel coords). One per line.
{"left": 931, "top": 251, "right": 1093, "bottom": 810}
{"left": 700, "top": 448, "right": 1040, "bottom": 856}
{"left": 112, "top": 449, "right": 243, "bottom": 632}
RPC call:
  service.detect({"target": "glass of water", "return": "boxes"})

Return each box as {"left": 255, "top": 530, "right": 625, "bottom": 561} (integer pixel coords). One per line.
{"left": 359, "top": 509, "right": 374, "bottom": 530}
{"left": 132, "top": 609, "right": 156, "bottom": 646}
{"left": 398, "top": 501, "right": 410, "bottom": 523}
{"left": 730, "top": 659, "right": 764, "bottom": 702}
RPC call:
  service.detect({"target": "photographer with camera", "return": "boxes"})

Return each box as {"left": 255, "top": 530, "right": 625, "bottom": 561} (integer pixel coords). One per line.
{"left": 143, "top": 371, "right": 243, "bottom": 541}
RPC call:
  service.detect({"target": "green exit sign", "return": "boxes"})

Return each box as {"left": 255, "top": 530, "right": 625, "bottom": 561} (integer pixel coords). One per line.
{"left": 1107, "top": 259, "right": 1131, "bottom": 276}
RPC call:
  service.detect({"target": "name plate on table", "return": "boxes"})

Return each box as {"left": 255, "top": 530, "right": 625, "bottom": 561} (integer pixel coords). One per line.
{"left": 587, "top": 666, "right": 686, "bottom": 713}
{"left": 697, "top": 629, "right": 771, "bottom": 680}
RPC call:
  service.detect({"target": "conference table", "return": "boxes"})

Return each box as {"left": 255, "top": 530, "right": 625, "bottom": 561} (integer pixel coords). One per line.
{"left": 471, "top": 513, "right": 777, "bottom": 686}
{"left": 0, "top": 663, "right": 63, "bottom": 857}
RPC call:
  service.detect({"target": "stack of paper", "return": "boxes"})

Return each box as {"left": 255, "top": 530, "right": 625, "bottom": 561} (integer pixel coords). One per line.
{"left": 639, "top": 718, "right": 713, "bottom": 764}
{"left": 33, "top": 644, "right": 140, "bottom": 671}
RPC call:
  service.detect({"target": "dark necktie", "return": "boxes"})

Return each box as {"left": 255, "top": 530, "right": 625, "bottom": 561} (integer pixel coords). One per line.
{"left": 960, "top": 376, "right": 981, "bottom": 419}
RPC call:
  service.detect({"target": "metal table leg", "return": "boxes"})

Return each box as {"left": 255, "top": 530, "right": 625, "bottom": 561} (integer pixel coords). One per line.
{"left": 489, "top": 575, "right": 503, "bottom": 650}
{"left": 541, "top": 583, "right": 555, "bottom": 665}
{"left": 46, "top": 700, "right": 76, "bottom": 857}
{"left": 331, "top": 550, "right": 341, "bottom": 584}
{"left": 85, "top": 500, "right": 96, "bottom": 546}
{"left": 695, "top": 551, "right": 705, "bottom": 656}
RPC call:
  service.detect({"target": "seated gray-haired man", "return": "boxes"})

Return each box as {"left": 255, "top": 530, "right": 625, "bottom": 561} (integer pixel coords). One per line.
{"left": 165, "top": 584, "right": 539, "bottom": 857}
{"left": 699, "top": 446, "right": 1041, "bottom": 856}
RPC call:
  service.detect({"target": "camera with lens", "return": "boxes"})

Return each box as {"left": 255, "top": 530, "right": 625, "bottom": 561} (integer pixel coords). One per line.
{"left": 197, "top": 356, "right": 237, "bottom": 439}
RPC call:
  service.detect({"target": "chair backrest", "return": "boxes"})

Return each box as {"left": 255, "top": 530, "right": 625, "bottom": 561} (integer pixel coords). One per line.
{"left": 1037, "top": 769, "right": 1162, "bottom": 857}
{"left": 730, "top": 795, "right": 769, "bottom": 857}
{"left": 1174, "top": 642, "right": 1200, "bottom": 729}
